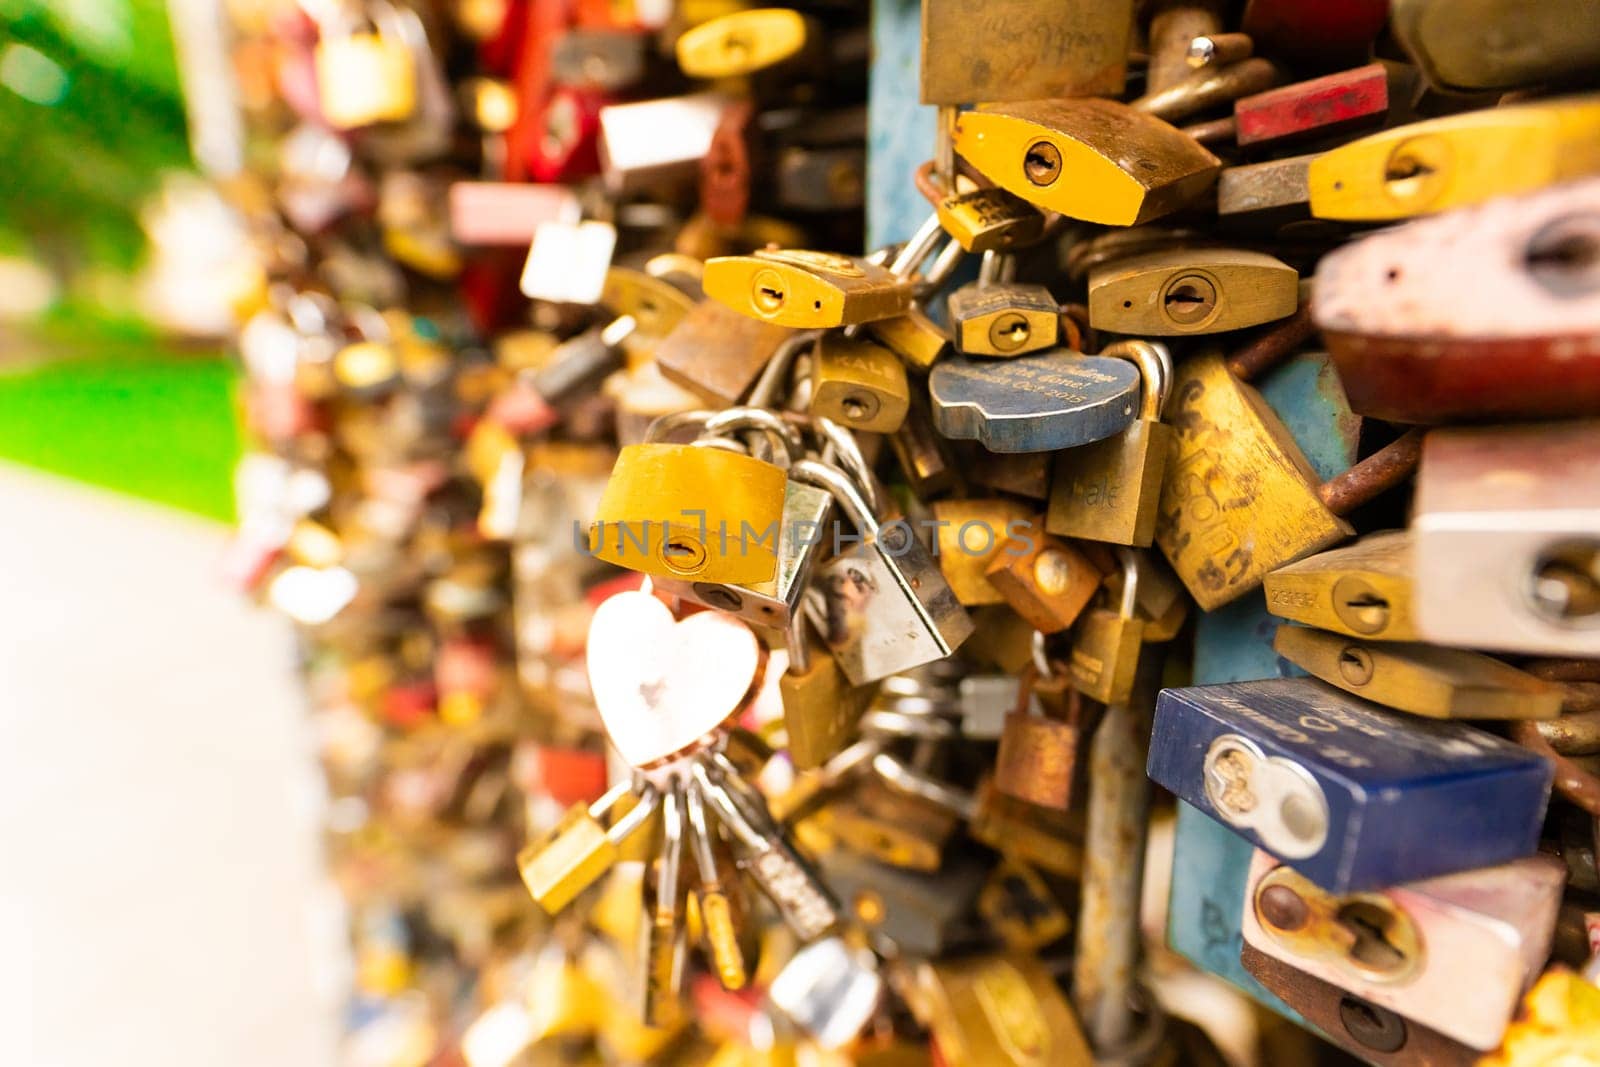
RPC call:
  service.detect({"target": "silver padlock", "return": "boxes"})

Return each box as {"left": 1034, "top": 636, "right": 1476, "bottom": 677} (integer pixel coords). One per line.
{"left": 792, "top": 459, "right": 974, "bottom": 685}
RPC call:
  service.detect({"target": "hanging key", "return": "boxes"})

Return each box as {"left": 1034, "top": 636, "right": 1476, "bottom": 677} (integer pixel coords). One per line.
{"left": 639, "top": 781, "right": 688, "bottom": 1026}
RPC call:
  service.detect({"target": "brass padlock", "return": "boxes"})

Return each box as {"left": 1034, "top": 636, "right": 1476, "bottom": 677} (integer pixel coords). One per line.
{"left": 809, "top": 333, "right": 911, "bottom": 434}
{"left": 953, "top": 98, "right": 1221, "bottom": 226}
{"left": 1047, "top": 340, "right": 1174, "bottom": 548}
{"left": 1069, "top": 549, "right": 1144, "bottom": 705}
{"left": 1154, "top": 323, "right": 1423, "bottom": 609}
{"left": 517, "top": 782, "right": 659, "bottom": 914}
{"left": 780, "top": 615, "right": 879, "bottom": 771}
{"left": 977, "top": 859, "right": 1071, "bottom": 952}
{"left": 984, "top": 530, "right": 1104, "bottom": 633}
{"left": 313, "top": 5, "right": 418, "bottom": 130}
{"left": 971, "top": 781, "right": 1084, "bottom": 878}
{"left": 1271, "top": 624, "right": 1564, "bottom": 721}
{"left": 995, "top": 659, "right": 1085, "bottom": 811}
{"left": 864, "top": 305, "right": 951, "bottom": 373}
{"left": 674, "top": 8, "right": 818, "bottom": 79}
{"left": 825, "top": 776, "right": 957, "bottom": 872}
{"left": 588, "top": 441, "right": 788, "bottom": 585}
{"left": 910, "top": 954, "right": 1094, "bottom": 1067}
{"left": 1087, "top": 249, "right": 1298, "bottom": 336}
{"left": 655, "top": 299, "right": 795, "bottom": 407}
{"left": 1262, "top": 531, "right": 1419, "bottom": 641}
{"left": 931, "top": 498, "right": 1037, "bottom": 606}
{"left": 702, "top": 248, "right": 913, "bottom": 328}
{"left": 1308, "top": 96, "right": 1600, "bottom": 221}
{"left": 936, "top": 184, "right": 1047, "bottom": 255}
{"left": 946, "top": 252, "right": 1060, "bottom": 358}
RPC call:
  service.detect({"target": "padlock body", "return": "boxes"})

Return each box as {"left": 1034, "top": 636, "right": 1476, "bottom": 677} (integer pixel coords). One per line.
{"left": 1068, "top": 609, "right": 1143, "bottom": 705}
{"left": 865, "top": 308, "right": 951, "bottom": 373}
{"left": 947, "top": 282, "right": 1060, "bottom": 357}
{"left": 930, "top": 498, "right": 1035, "bottom": 606}
{"left": 1049, "top": 418, "right": 1173, "bottom": 547}
{"left": 517, "top": 804, "right": 618, "bottom": 914}
{"left": 779, "top": 635, "right": 877, "bottom": 771}
{"left": 995, "top": 711, "right": 1078, "bottom": 810}
{"left": 589, "top": 443, "right": 787, "bottom": 584}
{"left": 655, "top": 300, "right": 794, "bottom": 407}
{"left": 1088, "top": 249, "right": 1298, "bottom": 336}
{"left": 936, "top": 188, "right": 1045, "bottom": 254}
{"left": 1155, "top": 353, "right": 1352, "bottom": 610}
{"left": 983, "top": 533, "right": 1102, "bottom": 633}
{"left": 1263, "top": 532, "right": 1418, "bottom": 641}
{"left": 703, "top": 250, "right": 911, "bottom": 328}
{"left": 810, "top": 335, "right": 911, "bottom": 434}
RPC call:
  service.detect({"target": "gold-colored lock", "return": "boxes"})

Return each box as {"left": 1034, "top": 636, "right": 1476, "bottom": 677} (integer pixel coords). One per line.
{"left": 589, "top": 443, "right": 788, "bottom": 584}
{"left": 953, "top": 98, "right": 1221, "bottom": 226}
{"left": 977, "top": 860, "right": 1071, "bottom": 953}
{"left": 1087, "top": 249, "right": 1298, "bottom": 336}
{"left": 936, "top": 186, "right": 1046, "bottom": 254}
{"left": 1308, "top": 96, "right": 1600, "bottom": 221}
{"left": 809, "top": 334, "right": 911, "bottom": 434}
{"left": 1250, "top": 864, "right": 1424, "bottom": 986}
{"left": 971, "top": 781, "right": 1084, "bottom": 878}
{"left": 780, "top": 627, "right": 879, "bottom": 771}
{"left": 1271, "top": 625, "right": 1563, "bottom": 721}
{"left": 946, "top": 276, "right": 1060, "bottom": 357}
{"left": 865, "top": 306, "right": 951, "bottom": 373}
{"left": 825, "top": 779, "right": 957, "bottom": 872}
{"left": 517, "top": 783, "right": 658, "bottom": 914}
{"left": 674, "top": 8, "right": 816, "bottom": 79}
{"left": 931, "top": 499, "right": 1037, "bottom": 605}
{"left": 1047, "top": 340, "right": 1175, "bottom": 547}
{"left": 1069, "top": 551, "right": 1144, "bottom": 705}
{"left": 601, "top": 266, "right": 697, "bottom": 357}
{"left": 656, "top": 299, "right": 794, "bottom": 406}
{"left": 1262, "top": 531, "right": 1419, "bottom": 641}
{"left": 911, "top": 954, "right": 1094, "bottom": 1067}
{"left": 314, "top": 26, "right": 418, "bottom": 130}
{"left": 703, "top": 248, "right": 913, "bottom": 328}
{"left": 984, "top": 532, "right": 1104, "bottom": 634}
{"left": 1480, "top": 970, "right": 1600, "bottom": 1067}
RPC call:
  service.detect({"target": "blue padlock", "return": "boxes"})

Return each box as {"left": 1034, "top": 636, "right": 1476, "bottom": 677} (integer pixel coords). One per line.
{"left": 1148, "top": 677, "right": 1553, "bottom": 892}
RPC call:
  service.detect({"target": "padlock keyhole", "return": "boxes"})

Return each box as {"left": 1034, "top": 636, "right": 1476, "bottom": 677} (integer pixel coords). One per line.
{"left": 1335, "top": 901, "right": 1409, "bottom": 976}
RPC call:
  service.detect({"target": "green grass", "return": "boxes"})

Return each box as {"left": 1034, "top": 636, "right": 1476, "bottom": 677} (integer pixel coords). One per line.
{"left": 0, "top": 329, "right": 241, "bottom": 522}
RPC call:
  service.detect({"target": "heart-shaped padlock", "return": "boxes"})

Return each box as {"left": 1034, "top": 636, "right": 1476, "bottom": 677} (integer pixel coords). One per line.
{"left": 586, "top": 589, "right": 762, "bottom": 768}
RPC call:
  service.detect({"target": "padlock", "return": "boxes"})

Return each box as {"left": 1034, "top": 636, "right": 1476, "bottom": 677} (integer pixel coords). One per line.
{"left": 971, "top": 781, "right": 1085, "bottom": 878}
{"left": 549, "top": 28, "right": 652, "bottom": 91}
{"left": 1240, "top": 849, "right": 1566, "bottom": 1049}
{"left": 864, "top": 305, "right": 951, "bottom": 374}
{"left": 1155, "top": 321, "right": 1423, "bottom": 610}
{"left": 953, "top": 98, "right": 1220, "bottom": 226}
{"left": 1216, "top": 153, "right": 1317, "bottom": 231}
{"left": 1148, "top": 677, "right": 1555, "bottom": 891}
{"left": 1392, "top": 0, "right": 1600, "bottom": 94}
{"left": 1272, "top": 624, "right": 1565, "bottom": 721}
{"left": 794, "top": 459, "right": 973, "bottom": 685}
{"left": 699, "top": 99, "right": 756, "bottom": 229}
{"left": 600, "top": 263, "right": 698, "bottom": 355}
{"left": 1047, "top": 340, "right": 1174, "bottom": 547}
{"left": 588, "top": 442, "right": 787, "bottom": 585}
{"left": 703, "top": 249, "right": 913, "bottom": 329}
{"left": 1263, "top": 531, "right": 1419, "bottom": 642}
{"left": 1479, "top": 969, "right": 1600, "bottom": 1067}
{"left": 977, "top": 858, "right": 1071, "bottom": 952}
{"left": 970, "top": 450, "right": 1052, "bottom": 503}
{"left": 778, "top": 615, "right": 878, "bottom": 772}
{"left": 674, "top": 8, "right": 818, "bottom": 79}
{"left": 910, "top": 954, "right": 1094, "bottom": 1067}
{"left": 447, "top": 181, "right": 582, "bottom": 246}
{"left": 526, "top": 85, "right": 607, "bottom": 183}
{"left": 1233, "top": 63, "right": 1388, "bottom": 149}
{"left": 1069, "top": 549, "right": 1144, "bottom": 705}
{"left": 984, "top": 531, "right": 1103, "bottom": 633}
{"left": 919, "top": 0, "right": 1131, "bottom": 104}
{"left": 1240, "top": 943, "right": 1478, "bottom": 1066}
{"left": 1314, "top": 177, "right": 1600, "bottom": 424}
{"left": 518, "top": 780, "right": 660, "bottom": 914}
{"left": 929, "top": 498, "right": 1035, "bottom": 606}
{"left": 652, "top": 412, "right": 830, "bottom": 630}
{"left": 946, "top": 252, "right": 1059, "bottom": 358}
{"left": 313, "top": 6, "right": 418, "bottom": 129}
{"left": 597, "top": 92, "right": 731, "bottom": 194}
{"left": 823, "top": 780, "right": 958, "bottom": 874}
{"left": 1088, "top": 249, "right": 1298, "bottom": 336}
{"left": 520, "top": 218, "right": 618, "bottom": 305}
{"left": 775, "top": 146, "right": 866, "bottom": 212}
{"left": 767, "top": 936, "right": 884, "bottom": 1051}
{"left": 995, "top": 660, "right": 1085, "bottom": 810}
{"left": 809, "top": 334, "right": 910, "bottom": 434}
{"left": 820, "top": 848, "right": 987, "bottom": 957}
{"left": 1308, "top": 96, "right": 1600, "bottom": 222}
{"left": 887, "top": 394, "right": 957, "bottom": 497}
{"left": 1412, "top": 422, "right": 1600, "bottom": 656}
{"left": 934, "top": 184, "right": 1046, "bottom": 256}
{"left": 928, "top": 349, "right": 1141, "bottom": 453}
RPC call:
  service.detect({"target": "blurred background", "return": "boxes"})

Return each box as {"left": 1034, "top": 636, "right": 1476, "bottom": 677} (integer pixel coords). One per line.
{"left": 1, "top": 4, "right": 341, "bottom": 1064}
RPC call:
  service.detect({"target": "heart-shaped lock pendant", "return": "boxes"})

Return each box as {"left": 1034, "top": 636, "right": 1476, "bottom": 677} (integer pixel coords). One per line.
{"left": 586, "top": 589, "right": 763, "bottom": 768}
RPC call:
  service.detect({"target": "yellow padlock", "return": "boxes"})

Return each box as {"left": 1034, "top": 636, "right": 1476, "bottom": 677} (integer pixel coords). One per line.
{"left": 674, "top": 8, "right": 816, "bottom": 79}
{"left": 703, "top": 249, "right": 913, "bottom": 328}
{"left": 1309, "top": 95, "right": 1600, "bottom": 221}
{"left": 589, "top": 443, "right": 788, "bottom": 584}
{"left": 953, "top": 98, "right": 1220, "bottom": 226}
{"left": 314, "top": 28, "right": 417, "bottom": 130}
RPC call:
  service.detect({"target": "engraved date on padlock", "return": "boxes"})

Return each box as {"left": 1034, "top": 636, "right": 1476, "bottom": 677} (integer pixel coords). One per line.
{"left": 1202, "top": 733, "right": 1329, "bottom": 860}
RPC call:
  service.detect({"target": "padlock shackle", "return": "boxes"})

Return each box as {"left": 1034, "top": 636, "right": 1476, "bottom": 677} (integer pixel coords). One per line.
{"left": 703, "top": 406, "right": 805, "bottom": 464}
{"left": 1116, "top": 548, "right": 1141, "bottom": 620}
{"left": 1101, "top": 340, "right": 1173, "bottom": 420}
{"left": 605, "top": 781, "right": 660, "bottom": 843}
{"left": 747, "top": 329, "right": 823, "bottom": 409}
{"left": 785, "top": 609, "right": 812, "bottom": 674}
{"left": 813, "top": 417, "right": 881, "bottom": 516}
{"left": 789, "top": 458, "right": 877, "bottom": 538}
{"left": 1316, "top": 428, "right": 1424, "bottom": 517}
{"left": 644, "top": 409, "right": 716, "bottom": 443}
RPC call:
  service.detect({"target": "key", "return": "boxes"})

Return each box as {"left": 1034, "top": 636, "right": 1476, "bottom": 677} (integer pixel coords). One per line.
{"left": 1149, "top": 677, "right": 1556, "bottom": 891}
{"left": 639, "top": 781, "right": 688, "bottom": 1025}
